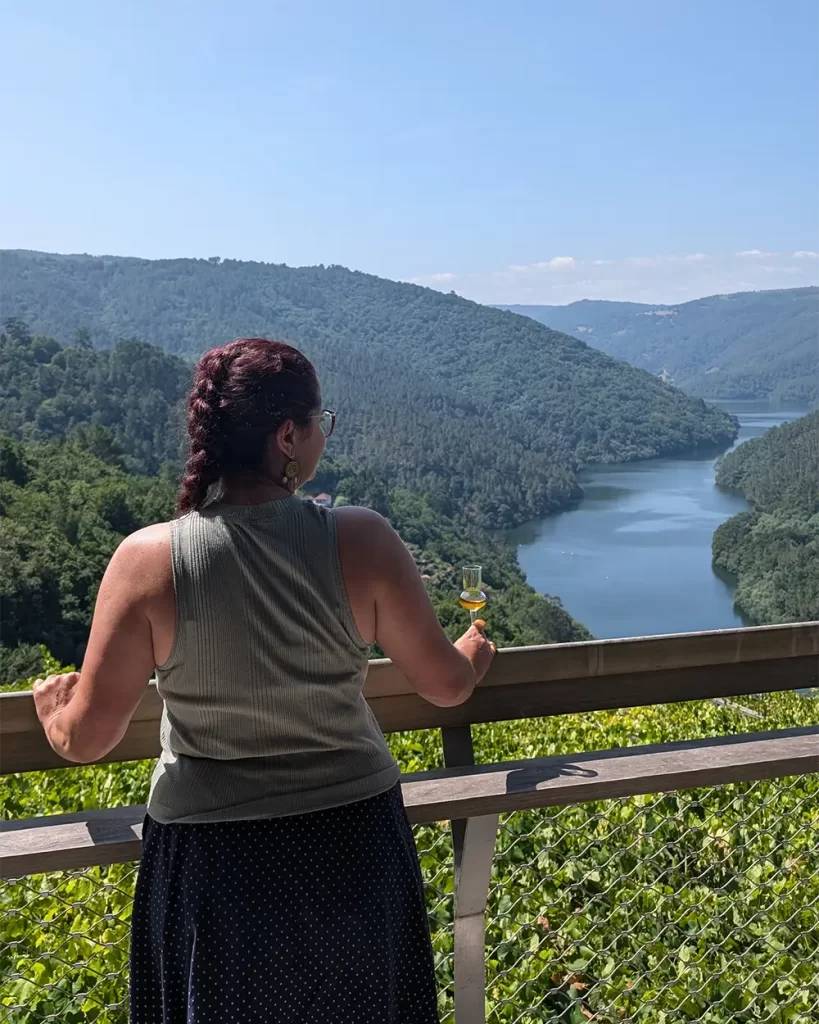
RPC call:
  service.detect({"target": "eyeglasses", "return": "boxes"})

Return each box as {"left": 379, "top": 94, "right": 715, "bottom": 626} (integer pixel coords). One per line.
{"left": 311, "top": 409, "right": 336, "bottom": 438}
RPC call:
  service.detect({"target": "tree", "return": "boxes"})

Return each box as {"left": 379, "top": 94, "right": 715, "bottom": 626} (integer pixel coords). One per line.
{"left": 0, "top": 434, "right": 28, "bottom": 485}
{"left": 73, "top": 326, "right": 93, "bottom": 349}
{"left": 70, "top": 424, "right": 126, "bottom": 468}
{"left": 3, "top": 317, "right": 31, "bottom": 344}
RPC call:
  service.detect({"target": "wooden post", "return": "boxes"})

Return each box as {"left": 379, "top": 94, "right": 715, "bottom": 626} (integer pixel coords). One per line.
{"left": 441, "top": 725, "right": 498, "bottom": 1024}
{"left": 452, "top": 814, "right": 499, "bottom": 1023}
{"left": 442, "top": 724, "right": 475, "bottom": 879}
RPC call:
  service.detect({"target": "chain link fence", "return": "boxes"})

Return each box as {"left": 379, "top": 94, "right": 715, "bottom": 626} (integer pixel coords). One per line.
{"left": 2, "top": 777, "right": 817, "bottom": 1023}
{"left": 1, "top": 863, "right": 137, "bottom": 1023}
{"left": 484, "top": 777, "right": 818, "bottom": 1024}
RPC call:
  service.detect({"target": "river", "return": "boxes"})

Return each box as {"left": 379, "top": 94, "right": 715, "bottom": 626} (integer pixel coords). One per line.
{"left": 509, "top": 402, "right": 808, "bottom": 640}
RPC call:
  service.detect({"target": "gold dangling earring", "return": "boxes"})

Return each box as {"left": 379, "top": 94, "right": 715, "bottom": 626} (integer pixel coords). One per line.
{"left": 282, "top": 459, "right": 301, "bottom": 492}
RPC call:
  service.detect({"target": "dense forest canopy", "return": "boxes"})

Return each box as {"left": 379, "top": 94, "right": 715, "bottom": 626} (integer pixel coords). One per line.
{"left": 0, "top": 250, "right": 737, "bottom": 527}
{"left": 0, "top": 432, "right": 588, "bottom": 680}
{"left": 500, "top": 287, "right": 819, "bottom": 403}
{"left": 712, "top": 411, "right": 819, "bottom": 624}
{"left": 0, "top": 318, "right": 189, "bottom": 474}
{"left": 0, "top": 431, "right": 176, "bottom": 677}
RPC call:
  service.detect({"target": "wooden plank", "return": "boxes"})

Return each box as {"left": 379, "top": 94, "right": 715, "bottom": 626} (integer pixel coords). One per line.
{"left": 3, "top": 622, "right": 817, "bottom": 774}
{"left": 370, "top": 654, "right": 819, "bottom": 732}
{"left": 0, "top": 716, "right": 163, "bottom": 775}
{"left": 403, "top": 726, "right": 819, "bottom": 822}
{"left": 3, "top": 727, "right": 816, "bottom": 877}
{"left": 0, "top": 806, "right": 147, "bottom": 877}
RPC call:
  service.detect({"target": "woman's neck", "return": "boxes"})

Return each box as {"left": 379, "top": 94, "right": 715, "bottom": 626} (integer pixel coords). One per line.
{"left": 220, "top": 473, "right": 293, "bottom": 506}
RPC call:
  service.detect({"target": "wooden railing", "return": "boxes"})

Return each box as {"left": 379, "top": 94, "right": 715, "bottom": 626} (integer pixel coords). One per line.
{"left": 2, "top": 621, "right": 818, "bottom": 1022}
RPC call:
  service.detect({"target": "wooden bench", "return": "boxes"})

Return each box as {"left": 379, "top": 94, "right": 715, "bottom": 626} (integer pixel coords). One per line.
{"left": 3, "top": 726, "right": 816, "bottom": 879}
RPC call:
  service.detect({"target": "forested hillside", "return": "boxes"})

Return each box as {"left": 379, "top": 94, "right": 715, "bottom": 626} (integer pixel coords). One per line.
{"left": 500, "top": 287, "right": 818, "bottom": 403}
{"left": 0, "top": 433, "right": 588, "bottom": 681}
{"left": 0, "top": 250, "right": 737, "bottom": 527}
{"left": 712, "top": 411, "right": 819, "bottom": 623}
{"left": 0, "top": 319, "right": 189, "bottom": 474}
{"left": 0, "top": 433, "right": 176, "bottom": 676}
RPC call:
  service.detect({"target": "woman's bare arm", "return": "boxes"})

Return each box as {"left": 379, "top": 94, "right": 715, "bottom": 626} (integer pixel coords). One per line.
{"left": 33, "top": 524, "right": 173, "bottom": 763}
{"left": 335, "top": 506, "right": 494, "bottom": 706}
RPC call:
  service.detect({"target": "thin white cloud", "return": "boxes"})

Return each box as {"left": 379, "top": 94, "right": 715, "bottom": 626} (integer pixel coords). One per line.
{"left": 507, "top": 256, "right": 576, "bottom": 273}
{"left": 410, "top": 271, "right": 455, "bottom": 285}
{"left": 627, "top": 253, "right": 708, "bottom": 267}
{"left": 407, "top": 249, "right": 819, "bottom": 305}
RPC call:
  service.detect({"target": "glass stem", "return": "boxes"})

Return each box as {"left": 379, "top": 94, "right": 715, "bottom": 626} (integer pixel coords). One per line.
{"left": 470, "top": 608, "right": 478, "bottom": 625}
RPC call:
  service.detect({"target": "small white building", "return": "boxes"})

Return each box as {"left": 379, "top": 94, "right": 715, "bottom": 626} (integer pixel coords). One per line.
{"left": 312, "top": 492, "right": 333, "bottom": 508}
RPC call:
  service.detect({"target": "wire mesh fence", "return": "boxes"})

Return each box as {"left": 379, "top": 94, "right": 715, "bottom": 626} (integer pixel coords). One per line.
{"left": 483, "top": 777, "right": 818, "bottom": 1024}
{"left": 2, "top": 776, "right": 817, "bottom": 1024}
{"left": 1, "top": 863, "right": 137, "bottom": 1023}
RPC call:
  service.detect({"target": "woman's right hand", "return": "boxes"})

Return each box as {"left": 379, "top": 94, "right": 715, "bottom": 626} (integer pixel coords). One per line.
{"left": 454, "top": 619, "right": 496, "bottom": 685}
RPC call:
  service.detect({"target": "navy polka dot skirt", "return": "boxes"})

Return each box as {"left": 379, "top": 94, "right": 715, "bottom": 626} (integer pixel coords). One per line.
{"left": 130, "top": 784, "right": 439, "bottom": 1023}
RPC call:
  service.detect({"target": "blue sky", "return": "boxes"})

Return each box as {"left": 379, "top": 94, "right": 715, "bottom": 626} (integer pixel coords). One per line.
{"left": 2, "top": 1, "right": 817, "bottom": 304}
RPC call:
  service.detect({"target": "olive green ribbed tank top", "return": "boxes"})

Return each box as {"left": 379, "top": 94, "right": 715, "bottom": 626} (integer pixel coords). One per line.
{"left": 147, "top": 495, "right": 399, "bottom": 824}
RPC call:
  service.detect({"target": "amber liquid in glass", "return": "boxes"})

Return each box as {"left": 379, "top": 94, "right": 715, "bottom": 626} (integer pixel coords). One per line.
{"left": 460, "top": 565, "right": 486, "bottom": 623}
{"left": 459, "top": 593, "right": 487, "bottom": 612}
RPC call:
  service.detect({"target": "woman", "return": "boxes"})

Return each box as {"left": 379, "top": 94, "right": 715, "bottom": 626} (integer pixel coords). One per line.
{"left": 33, "top": 337, "right": 495, "bottom": 1023}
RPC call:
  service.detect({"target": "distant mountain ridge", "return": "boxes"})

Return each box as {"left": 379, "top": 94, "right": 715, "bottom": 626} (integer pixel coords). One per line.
{"left": 0, "top": 248, "right": 737, "bottom": 528}
{"left": 498, "top": 287, "right": 818, "bottom": 403}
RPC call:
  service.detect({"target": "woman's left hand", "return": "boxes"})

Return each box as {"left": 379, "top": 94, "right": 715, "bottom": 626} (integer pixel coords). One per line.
{"left": 33, "top": 672, "right": 81, "bottom": 729}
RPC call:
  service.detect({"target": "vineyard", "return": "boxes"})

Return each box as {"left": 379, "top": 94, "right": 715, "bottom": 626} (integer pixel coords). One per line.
{"left": 2, "top": 653, "right": 817, "bottom": 1024}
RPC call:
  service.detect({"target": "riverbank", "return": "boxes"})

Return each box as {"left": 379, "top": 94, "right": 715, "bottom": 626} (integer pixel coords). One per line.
{"left": 712, "top": 409, "right": 818, "bottom": 625}
{"left": 508, "top": 402, "right": 809, "bottom": 640}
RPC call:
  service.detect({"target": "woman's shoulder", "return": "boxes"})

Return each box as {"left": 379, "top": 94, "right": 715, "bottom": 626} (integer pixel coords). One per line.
{"left": 332, "top": 504, "right": 392, "bottom": 542}
{"left": 111, "top": 522, "right": 173, "bottom": 586}
{"left": 120, "top": 521, "right": 172, "bottom": 550}
{"left": 333, "top": 505, "right": 404, "bottom": 564}
{"left": 332, "top": 504, "right": 387, "bottom": 528}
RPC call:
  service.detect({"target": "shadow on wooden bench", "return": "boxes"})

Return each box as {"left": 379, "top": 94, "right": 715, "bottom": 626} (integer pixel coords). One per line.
{"left": 3, "top": 727, "right": 816, "bottom": 879}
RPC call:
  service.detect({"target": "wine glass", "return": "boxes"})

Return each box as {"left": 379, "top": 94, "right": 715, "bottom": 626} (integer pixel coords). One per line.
{"left": 459, "top": 565, "right": 487, "bottom": 625}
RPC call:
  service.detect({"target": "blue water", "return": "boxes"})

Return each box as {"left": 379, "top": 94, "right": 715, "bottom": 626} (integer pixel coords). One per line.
{"left": 509, "top": 402, "right": 808, "bottom": 640}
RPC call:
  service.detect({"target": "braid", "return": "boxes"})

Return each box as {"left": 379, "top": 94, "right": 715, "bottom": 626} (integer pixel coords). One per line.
{"left": 176, "top": 350, "right": 231, "bottom": 514}
{"left": 175, "top": 337, "right": 320, "bottom": 515}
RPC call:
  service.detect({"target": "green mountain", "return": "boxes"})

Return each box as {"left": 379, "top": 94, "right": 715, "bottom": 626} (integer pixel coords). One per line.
{"left": 0, "top": 249, "right": 737, "bottom": 528}
{"left": 499, "top": 287, "right": 819, "bottom": 403}
{"left": 0, "top": 432, "right": 589, "bottom": 676}
{"left": 712, "top": 411, "right": 819, "bottom": 624}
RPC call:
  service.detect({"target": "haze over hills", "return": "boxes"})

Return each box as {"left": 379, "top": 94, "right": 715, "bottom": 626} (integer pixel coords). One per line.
{"left": 0, "top": 249, "right": 737, "bottom": 528}
{"left": 499, "top": 287, "right": 819, "bottom": 404}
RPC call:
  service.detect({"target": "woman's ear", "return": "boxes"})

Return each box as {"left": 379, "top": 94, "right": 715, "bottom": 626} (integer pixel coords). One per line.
{"left": 275, "top": 419, "right": 297, "bottom": 459}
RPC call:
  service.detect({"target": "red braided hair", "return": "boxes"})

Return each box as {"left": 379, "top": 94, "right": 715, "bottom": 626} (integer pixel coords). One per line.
{"left": 176, "top": 338, "right": 319, "bottom": 514}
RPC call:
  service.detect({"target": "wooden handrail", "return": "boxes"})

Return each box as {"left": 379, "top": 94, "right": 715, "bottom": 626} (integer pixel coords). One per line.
{"left": 2, "top": 727, "right": 816, "bottom": 878}
{"left": 2, "top": 622, "right": 817, "bottom": 775}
